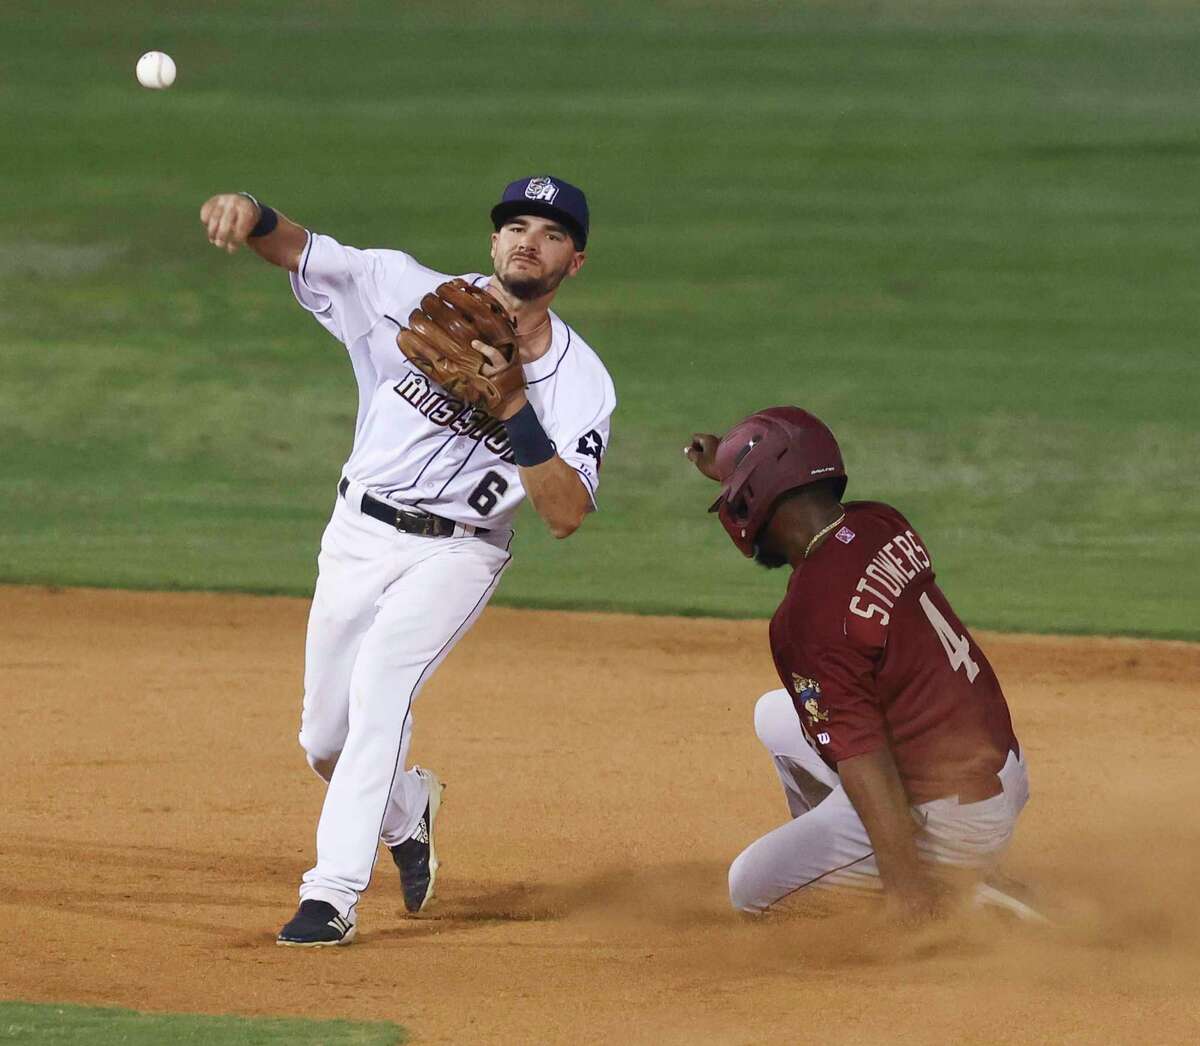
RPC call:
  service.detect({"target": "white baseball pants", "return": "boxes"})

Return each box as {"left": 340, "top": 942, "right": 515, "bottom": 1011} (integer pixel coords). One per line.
{"left": 296, "top": 486, "right": 512, "bottom": 917}
{"left": 729, "top": 689, "right": 1028, "bottom": 912}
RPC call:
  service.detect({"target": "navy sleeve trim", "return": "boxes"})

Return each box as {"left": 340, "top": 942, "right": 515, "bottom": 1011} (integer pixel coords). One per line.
{"left": 300, "top": 231, "right": 315, "bottom": 286}
{"left": 572, "top": 464, "right": 596, "bottom": 496}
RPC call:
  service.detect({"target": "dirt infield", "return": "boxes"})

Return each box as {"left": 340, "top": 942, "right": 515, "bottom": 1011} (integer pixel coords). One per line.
{"left": 2, "top": 586, "right": 1198, "bottom": 1044}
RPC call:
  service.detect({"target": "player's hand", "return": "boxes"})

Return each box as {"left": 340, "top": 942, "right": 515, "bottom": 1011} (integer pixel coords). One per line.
{"left": 886, "top": 876, "right": 950, "bottom": 926}
{"left": 684, "top": 433, "right": 722, "bottom": 481}
{"left": 200, "top": 193, "right": 260, "bottom": 254}
{"left": 473, "top": 339, "right": 527, "bottom": 421}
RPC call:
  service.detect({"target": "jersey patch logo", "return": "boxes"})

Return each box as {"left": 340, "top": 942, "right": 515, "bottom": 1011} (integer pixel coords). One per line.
{"left": 791, "top": 675, "right": 829, "bottom": 725}
{"left": 525, "top": 177, "right": 560, "bottom": 203}
{"left": 576, "top": 430, "right": 604, "bottom": 464}
{"left": 803, "top": 697, "right": 829, "bottom": 724}
{"left": 835, "top": 526, "right": 856, "bottom": 544}
{"left": 817, "top": 731, "right": 831, "bottom": 745}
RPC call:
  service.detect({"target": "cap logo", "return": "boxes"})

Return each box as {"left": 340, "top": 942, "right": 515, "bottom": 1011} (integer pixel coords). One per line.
{"left": 525, "top": 177, "right": 559, "bottom": 204}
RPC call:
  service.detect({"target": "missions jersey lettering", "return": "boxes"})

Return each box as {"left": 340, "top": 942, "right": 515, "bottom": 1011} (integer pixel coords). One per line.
{"left": 289, "top": 232, "right": 616, "bottom": 529}
{"left": 393, "top": 371, "right": 516, "bottom": 464}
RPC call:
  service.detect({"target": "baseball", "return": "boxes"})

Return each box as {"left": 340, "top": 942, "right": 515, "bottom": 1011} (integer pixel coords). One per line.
{"left": 136, "top": 51, "right": 176, "bottom": 90}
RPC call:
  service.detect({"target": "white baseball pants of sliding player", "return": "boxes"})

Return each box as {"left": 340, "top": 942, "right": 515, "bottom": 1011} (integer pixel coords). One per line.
{"left": 295, "top": 485, "right": 512, "bottom": 918}
{"left": 728, "top": 689, "right": 1029, "bottom": 912}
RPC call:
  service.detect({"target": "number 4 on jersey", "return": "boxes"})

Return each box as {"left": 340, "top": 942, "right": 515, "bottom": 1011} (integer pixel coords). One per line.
{"left": 919, "top": 591, "right": 980, "bottom": 682}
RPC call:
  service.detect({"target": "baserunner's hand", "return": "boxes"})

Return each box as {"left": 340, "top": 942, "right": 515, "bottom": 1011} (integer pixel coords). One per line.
{"left": 886, "top": 875, "right": 952, "bottom": 927}
{"left": 684, "top": 433, "right": 722, "bottom": 481}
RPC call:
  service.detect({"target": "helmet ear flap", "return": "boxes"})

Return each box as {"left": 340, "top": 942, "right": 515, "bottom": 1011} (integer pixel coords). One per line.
{"left": 708, "top": 489, "right": 749, "bottom": 521}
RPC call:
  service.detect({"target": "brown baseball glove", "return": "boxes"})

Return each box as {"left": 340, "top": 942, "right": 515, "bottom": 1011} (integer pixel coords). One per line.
{"left": 397, "top": 279, "right": 523, "bottom": 416}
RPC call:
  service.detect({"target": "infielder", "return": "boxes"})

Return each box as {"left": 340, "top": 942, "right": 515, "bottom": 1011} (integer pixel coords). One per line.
{"left": 201, "top": 176, "right": 615, "bottom": 946}
{"left": 687, "top": 408, "right": 1039, "bottom": 921}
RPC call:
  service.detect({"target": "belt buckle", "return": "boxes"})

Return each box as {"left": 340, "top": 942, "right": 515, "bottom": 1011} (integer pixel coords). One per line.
{"left": 396, "top": 509, "right": 434, "bottom": 536}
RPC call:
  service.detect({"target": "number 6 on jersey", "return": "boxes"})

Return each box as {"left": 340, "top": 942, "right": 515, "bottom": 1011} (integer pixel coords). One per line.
{"left": 467, "top": 470, "right": 508, "bottom": 516}
{"left": 919, "top": 591, "right": 980, "bottom": 682}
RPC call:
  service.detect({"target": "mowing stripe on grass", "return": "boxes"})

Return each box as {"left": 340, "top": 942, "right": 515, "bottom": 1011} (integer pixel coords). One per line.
{"left": 0, "top": 1002, "right": 405, "bottom": 1046}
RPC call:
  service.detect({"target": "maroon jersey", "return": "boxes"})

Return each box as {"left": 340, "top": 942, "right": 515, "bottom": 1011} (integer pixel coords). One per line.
{"left": 769, "top": 501, "right": 1017, "bottom": 804}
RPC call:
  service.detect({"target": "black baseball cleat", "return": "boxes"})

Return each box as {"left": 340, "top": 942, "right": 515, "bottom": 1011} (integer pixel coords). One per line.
{"left": 276, "top": 900, "right": 357, "bottom": 947}
{"left": 390, "top": 766, "right": 443, "bottom": 913}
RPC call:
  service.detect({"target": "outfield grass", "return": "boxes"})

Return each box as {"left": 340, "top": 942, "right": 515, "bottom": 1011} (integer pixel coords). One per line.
{"left": 1, "top": 1, "right": 1197, "bottom": 638}
{"left": 0, "top": 1002, "right": 404, "bottom": 1045}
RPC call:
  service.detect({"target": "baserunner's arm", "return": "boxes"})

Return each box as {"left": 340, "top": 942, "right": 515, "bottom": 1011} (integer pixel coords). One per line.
{"left": 838, "top": 747, "right": 943, "bottom": 921}
{"left": 200, "top": 192, "right": 308, "bottom": 272}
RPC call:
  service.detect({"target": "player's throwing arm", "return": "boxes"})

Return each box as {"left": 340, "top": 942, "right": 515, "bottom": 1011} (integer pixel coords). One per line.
{"left": 200, "top": 192, "right": 306, "bottom": 270}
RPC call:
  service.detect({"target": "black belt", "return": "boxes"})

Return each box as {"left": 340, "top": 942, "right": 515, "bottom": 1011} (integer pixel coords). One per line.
{"left": 338, "top": 478, "right": 487, "bottom": 538}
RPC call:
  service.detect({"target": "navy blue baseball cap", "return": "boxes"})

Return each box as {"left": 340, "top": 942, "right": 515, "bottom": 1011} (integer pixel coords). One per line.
{"left": 490, "top": 175, "right": 589, "bottom": 249}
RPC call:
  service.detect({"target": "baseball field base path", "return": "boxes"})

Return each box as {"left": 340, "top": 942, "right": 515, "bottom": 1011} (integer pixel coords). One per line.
{"left": 1, "top": 586, "right": 1198, "bottom": 1044}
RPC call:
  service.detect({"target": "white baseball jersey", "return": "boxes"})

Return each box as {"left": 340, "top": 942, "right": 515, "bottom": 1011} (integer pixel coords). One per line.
{"left": 290, "top": 231, "right": 616, "bottom": 530}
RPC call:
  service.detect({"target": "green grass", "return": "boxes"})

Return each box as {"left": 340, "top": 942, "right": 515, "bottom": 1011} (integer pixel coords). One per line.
{"left": 1, "top": 1, "right": 1197, "bottom": 638}
{"left": 0, "top": 1002, "right": 404, "bottom": 1045}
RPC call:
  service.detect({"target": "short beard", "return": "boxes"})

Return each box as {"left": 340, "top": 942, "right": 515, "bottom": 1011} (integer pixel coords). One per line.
{"left": 498, "top": 262, "right": 568, "bottom": 302}
{"left": 753, "top": 544, "right": 789, "bottom": 570}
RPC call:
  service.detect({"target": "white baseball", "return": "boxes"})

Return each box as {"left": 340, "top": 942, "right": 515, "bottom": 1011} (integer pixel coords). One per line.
{"left": 136, "top": 51, "right": 177, "bottom": 90}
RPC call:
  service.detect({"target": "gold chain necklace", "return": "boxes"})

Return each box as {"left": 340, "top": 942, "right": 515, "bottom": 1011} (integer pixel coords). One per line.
{"left": 515, "top": 314, "right": 551, "bottom": 340}
{"left": 804, "top": 513, "right": 846, "bottom": 559}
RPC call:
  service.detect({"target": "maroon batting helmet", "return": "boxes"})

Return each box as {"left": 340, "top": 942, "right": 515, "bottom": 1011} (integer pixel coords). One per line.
{"left": 708, "top": 407, "right": 847, "bottom": 557}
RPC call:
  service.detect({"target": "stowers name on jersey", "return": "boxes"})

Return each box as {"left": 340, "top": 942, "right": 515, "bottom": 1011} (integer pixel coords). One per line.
{"left": 394, "top": 371, "right": 515, "bottom": 464}
{"left": 848, "top": 529, "right": 931, "bottom": 626}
